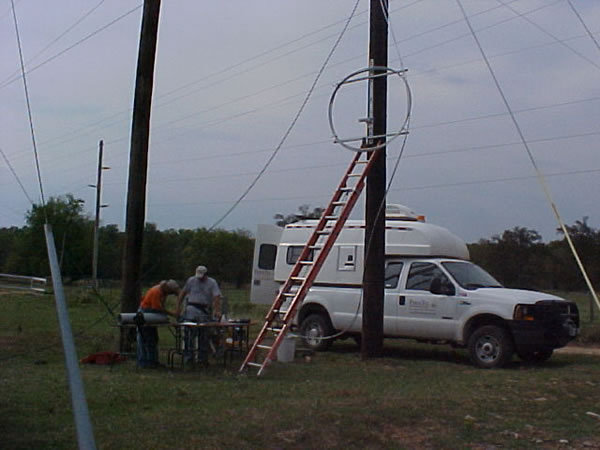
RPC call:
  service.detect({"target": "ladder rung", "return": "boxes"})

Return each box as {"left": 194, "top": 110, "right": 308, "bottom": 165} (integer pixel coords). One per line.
{"left": 355, "top": 160, "right": 368, "bottom": 164}
{"left": 340, "top": 187, "right": 354, "bottom": 192}
{"left": 246, "top": 362, "right": 262, "bottom": 368}
{"left": 299, "top": 260, "right": 313, "bottom": 265}
{"left": 267, "top": 327, "right": 282, "bottom": 333}
{"left": 257, "top": 344, "right": 272, "bottom": 350}
{"left": 282, "top": 292, "right": 295, "bottom": 297}
{"left": 291, "top": 276, "right": 305, "bottom": 281}
{"left": 274, "top": 309, "right": 288, "bottom": 315}
{"left": 309, "top": 245, "right": 323, "bottom": 250}
{"left": 316, "top": 230, "right": 331, "bottom": 235}
{"left": 347, "top": 173, "right": 362, "bottom": 178}
{"left": 332, "top": 201, "right": 346, "bottom": 206}
{"left": 324, "top": 215, "right": 338, "bottom": 220}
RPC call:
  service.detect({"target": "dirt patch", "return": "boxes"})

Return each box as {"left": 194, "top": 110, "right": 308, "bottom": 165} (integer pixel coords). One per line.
{"left": 556, "top": 344, "right": 600, "bottom": 356}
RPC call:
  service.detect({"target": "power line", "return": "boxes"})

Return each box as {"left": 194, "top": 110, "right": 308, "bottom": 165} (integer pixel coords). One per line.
{"left": 152, "top": 0, "right": 424, "bottom": 107}
{"left": 406, "top": 29, "right": 600, "bottom": 82}
{"left": 566, "top": 0, "right": 600, "bottom": 54}
{"left": 1, "top": 0, "right": 570, "bottom": 172}
{"left": 2, "top": 0, "right": 530, "bottom": 160}
{"left": 87, "top": 127, "right": 600, "bottom": 190}
{"left": 496, "top": 0, "right": 600, "bottom": 71}
{"left": 0, "top": 145, "right": 34, "bottom": 204}
{"left": 19, "top": 2, "right": 370, "bottom": 152}
{"left": 208, "top": 0, "right": 363, "bottom": 230}
{"left": 29, "top": 93, "right": 600, "bottom": 185}
{"left": 394, "top": 167, "right": 600, "bottom": 192}
{"left": 137, "top": 166, "right": 600, "bottom": 210}
{"left": 1, "top": 0, "right": 107, "bottom": 85}
{"left": 0, "top": 3, "right": 143, "bottom": 91}
{"left": 4, "top": 0, "right": 598, "bottom": 189}
{"left": 455, "top": 0, "right": 600, "bottom": 317}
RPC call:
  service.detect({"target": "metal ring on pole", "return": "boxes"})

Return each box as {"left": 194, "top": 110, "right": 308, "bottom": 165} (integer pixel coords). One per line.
{"left": 328, "top": 66, "right": 412, "bottom": 152}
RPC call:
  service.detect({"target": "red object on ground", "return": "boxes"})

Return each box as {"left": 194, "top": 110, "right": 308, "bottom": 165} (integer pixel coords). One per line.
{"left": 80, "top": 351, "right": 127, "bottom": 365}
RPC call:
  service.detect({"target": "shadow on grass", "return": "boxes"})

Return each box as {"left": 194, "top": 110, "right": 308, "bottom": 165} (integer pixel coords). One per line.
{"left": 326, "top": 339, "right": 472, "bottom": 366}
{"left": 325, "top": 339, "right": 594, "bottom": 370}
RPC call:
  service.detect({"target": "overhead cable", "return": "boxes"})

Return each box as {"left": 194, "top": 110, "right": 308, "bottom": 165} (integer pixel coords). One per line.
{"left": 132, "top": 167, "right": 600, "bottom": 210}
{"left": 0, "top": 3, "right": 142, "bottom": 91}
{"left": 496, "top": 0, "right": 600, "bottom": 71}
{"left": 455, "top": 0, "right": 600, "bottom": 312}
{"left": 2, "top": 0, "right": 107, "bottom": 85}
{"left": 208, "top": 0, "right": 362, "bottom": 230}
{"left": 0, "top": 146, "right": 34, "bottom": 204}
{"left": 566, "top": 0, "right": 600, "bottom": 54}
{"left": 23, "top": 85, "right": 600, "bottom": 182}
{"left": 6, "top": 0, "right": 523, "bottom": 158}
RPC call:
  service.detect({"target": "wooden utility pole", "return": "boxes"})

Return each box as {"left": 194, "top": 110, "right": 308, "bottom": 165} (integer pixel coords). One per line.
{"left": 362, "top": 0, "right": 388, "bottom": 359}
{"left": 120, "top": 0, "right": 161, "bottom": 349}
{"left": 91, "top": 140, "right": 104, "bottom": 289}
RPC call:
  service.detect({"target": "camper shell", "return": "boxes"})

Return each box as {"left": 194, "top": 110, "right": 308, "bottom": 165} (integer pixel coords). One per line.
{"left": 251, "top": 205, "right": 580, "bottom": 368}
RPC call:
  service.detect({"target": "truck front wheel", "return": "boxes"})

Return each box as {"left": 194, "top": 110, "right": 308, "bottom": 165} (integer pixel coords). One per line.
{"left": 300, "top": 313, "right": 333, "bottom": 351}
{"left": 468, "top": 325, "right": 514, "bottom": 369}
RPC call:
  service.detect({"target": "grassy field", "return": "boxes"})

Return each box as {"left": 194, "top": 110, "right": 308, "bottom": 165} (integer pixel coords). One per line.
{"left": 1, "top": 287, "right": 600, "bottom": 449}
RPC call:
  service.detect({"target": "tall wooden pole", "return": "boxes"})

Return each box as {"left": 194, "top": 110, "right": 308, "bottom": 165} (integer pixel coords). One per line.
{"left": 362, "top": 0, "right": 388, "bottom": 359}
{"left": 92, "top": 140, "right": 103, "bottom": 289}
{"left": 120, "top": 0, "right": 161, "bottom": 349}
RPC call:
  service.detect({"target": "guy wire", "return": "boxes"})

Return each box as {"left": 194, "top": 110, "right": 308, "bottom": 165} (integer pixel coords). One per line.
{"left": 208, "top": 0, "right": 362, "bottom": 230}
{"left": 10, "top": 0, "right": 46, "bottom": 218}
{"left": 455, "top": 0, "right": 600, "bottom": 311}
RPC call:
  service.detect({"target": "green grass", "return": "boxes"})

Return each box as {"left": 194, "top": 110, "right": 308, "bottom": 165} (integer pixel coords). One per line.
{"left": 1, "top": 288, "right": 600, "bottom": 449}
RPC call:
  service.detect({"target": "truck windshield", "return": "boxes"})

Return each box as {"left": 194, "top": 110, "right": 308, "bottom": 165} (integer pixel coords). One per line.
{"left": 441, "top": 261, "right": 503, "bottom": 290}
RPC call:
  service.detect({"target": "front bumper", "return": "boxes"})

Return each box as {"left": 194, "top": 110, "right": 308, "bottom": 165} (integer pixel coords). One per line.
{"left": 509, "top": 301, "right": 579, "bottom": 353}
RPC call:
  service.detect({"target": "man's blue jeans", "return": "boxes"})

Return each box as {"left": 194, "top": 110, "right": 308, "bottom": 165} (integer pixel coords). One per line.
{"left": 182, "top": 305, "right": 211, "bottom": 363}
{"left": 136, "top": 308, "right": 164, "bottom": 368}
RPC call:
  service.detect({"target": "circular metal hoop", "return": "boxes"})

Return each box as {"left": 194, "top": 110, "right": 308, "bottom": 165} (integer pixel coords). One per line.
{"left": 328, "top": 66, "right": 412, "bottom": 152}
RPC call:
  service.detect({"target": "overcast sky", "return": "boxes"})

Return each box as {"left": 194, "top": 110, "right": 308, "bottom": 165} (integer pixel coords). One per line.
{"left": 1, "top": 0, "right": 599, "bottom": 243}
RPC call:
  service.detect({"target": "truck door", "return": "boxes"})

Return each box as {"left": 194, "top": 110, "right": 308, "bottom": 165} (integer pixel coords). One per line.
{"left": 398, "top": 261, "right": 457, "bottom": 339}
{"left": 250, "top": 224, "right": 283, "bottom": 304}
{"left": 384, "top": 261, "right": 404, "bottom": 335}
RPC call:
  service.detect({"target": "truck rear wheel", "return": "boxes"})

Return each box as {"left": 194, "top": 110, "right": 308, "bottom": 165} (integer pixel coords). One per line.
{"left": 468, "top": 325, "right": 514, "bottom": 369}
{"left": 300, "top": 313, "right": 333, "bottom": 351}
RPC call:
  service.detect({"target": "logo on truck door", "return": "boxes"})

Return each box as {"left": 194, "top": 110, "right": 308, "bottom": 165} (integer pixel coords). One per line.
{"left": 408, "top": 298, "right": 438, "bottom": 315}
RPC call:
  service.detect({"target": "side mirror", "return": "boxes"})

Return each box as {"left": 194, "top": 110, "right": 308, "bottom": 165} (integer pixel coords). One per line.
{"left": 430, "top": 278, "right": 455, "bottom": 296}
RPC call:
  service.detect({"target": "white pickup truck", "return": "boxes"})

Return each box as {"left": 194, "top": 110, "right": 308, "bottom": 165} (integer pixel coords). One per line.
{"left": 251, "top": 205, "right": 580, "bottom": 368}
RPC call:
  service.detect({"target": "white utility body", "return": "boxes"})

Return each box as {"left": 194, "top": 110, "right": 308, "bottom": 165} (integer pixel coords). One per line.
{"left": 251, "top": 205, "right": 579, "bottom": 368}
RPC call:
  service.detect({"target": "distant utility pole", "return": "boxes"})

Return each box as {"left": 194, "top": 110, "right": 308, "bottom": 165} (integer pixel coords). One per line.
{"left": 120, "top": 0, "right": 161, "bottom": 349}
{"left": 362, "top": 0, "right": 388, "bottom": 359}
{"left": 90, "top": 140, "right": 109, "bottom": 289}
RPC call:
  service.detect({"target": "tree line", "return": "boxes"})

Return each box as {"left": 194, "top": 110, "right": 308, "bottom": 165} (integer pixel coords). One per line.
{"left": 0, "top": 195, "right": 253, "bottom": 288}
{"left": 469, "top": 220, "right": 599, "bottom": 292}
{"left": 0, "top": 196, "right": 598, "bottom": 292}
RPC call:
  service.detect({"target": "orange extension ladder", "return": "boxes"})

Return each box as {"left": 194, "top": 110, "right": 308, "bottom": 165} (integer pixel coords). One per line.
{"left": 240, "top": 150, "right": 378, "bottom": 376}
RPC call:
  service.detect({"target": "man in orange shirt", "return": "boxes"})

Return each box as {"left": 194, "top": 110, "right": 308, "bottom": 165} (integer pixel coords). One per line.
{"left": 137, "top": 279, "right": 180, "bottom": 368}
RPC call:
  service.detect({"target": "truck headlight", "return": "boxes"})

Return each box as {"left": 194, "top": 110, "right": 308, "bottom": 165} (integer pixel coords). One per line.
{"left": 514, "top": 304, "right": 536, "bottom": 321}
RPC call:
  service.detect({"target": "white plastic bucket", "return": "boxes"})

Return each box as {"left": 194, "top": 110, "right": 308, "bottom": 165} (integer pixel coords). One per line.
{"left": 277, "top": 335, "right": 296, "bottom": 362}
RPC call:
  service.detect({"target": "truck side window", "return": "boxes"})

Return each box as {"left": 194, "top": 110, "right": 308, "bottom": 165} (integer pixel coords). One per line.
{"left": 406, "top": 262, "right": 448, "bottom": 291}
{"left": 258, "top": 244, "right": 277, "bottom": 270}
{"left": 286, "top": 246, "right": 314, "bottom": 265}
{"left": 385, "top": 262, "right": 404, "bottom": 288}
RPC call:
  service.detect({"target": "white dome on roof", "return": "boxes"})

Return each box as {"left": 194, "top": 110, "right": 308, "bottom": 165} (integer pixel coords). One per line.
{"left": 385, "top": 204, "right": 418, "bottom": 219}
